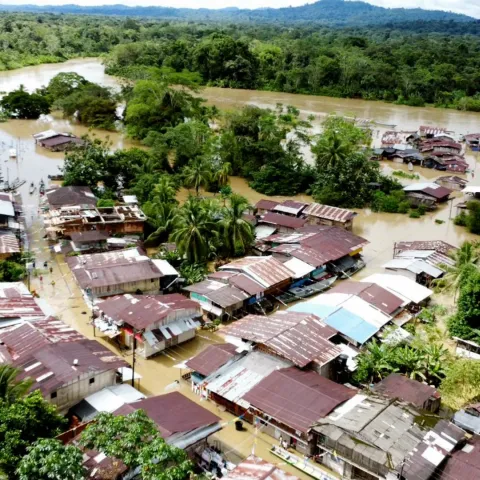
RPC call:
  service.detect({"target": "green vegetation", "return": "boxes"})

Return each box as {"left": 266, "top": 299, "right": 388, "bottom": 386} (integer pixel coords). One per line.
{"left": 441, "top": 359, "right": 480, "bottom": 410}
{"left": 0, "top": 86, "right": 49, "bottom": 119}
{"left": 0, "top": 260, "right": 26, "bottom": 281}
{"left": 79, "top": 409, "right": 193, "bottom": 480}
{"left": 392, "top": 170, "right": 420, "bottom": 180}
{"left": 454, "top": 201, "right": 480, "bottom": 234}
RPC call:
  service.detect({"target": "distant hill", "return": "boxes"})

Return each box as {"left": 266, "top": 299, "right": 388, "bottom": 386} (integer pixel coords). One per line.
{"left": 0, "top": 0, "right": 475, "bottom": 26}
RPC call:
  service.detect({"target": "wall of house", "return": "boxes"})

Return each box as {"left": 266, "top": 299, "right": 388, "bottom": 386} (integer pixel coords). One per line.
{"left": 304, "top": 216, "right": 353, "bottom": 231}
{"left": 63, "top": 222, "right": 144, "bottom": 237}
{"left": 142, "top": 328, "right": 195, "bottom": 358}
{"left": 50, "top": 369, "right": 117, "bottom": 413}
{"left": 92, "top": 278, "right": 160, "bottom": 297}
{"left": 310, "top": 359, "right": 335, "bottom": 380}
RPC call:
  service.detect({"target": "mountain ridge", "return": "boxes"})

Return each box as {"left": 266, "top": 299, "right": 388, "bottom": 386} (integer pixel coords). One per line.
{"left": 0, "top": 1, "right": 475, "bottom": 26}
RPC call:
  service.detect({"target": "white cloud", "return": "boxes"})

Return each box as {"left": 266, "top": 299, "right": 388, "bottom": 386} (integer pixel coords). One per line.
{"left": 0, "top": 0, "right": 479, "bottom": 19}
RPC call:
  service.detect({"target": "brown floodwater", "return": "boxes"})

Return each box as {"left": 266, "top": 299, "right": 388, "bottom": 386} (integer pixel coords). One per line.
{"left": 3, "top": 58, "right": 480, "bottom": 476}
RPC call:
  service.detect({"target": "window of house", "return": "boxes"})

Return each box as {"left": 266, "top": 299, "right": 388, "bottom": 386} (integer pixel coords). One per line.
{"left": 51, "top": 391, "right": 57, "bottom": 399}
{"left": 89, "top": 377, "right": 95, "bottom": 385}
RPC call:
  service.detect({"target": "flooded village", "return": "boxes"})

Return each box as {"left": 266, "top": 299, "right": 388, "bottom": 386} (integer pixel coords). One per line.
{"left": 1, "top": 58, "right": 480, "bottom": 480}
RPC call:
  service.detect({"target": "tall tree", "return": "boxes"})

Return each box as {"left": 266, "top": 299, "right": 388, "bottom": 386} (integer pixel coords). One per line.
{"left": 215, "top": 162, "right": 232, "bottom": 188}
{"left": 17, "top": 439, "right": 85, "bottom": 480}
{"left": 220, "top": 194, "right": 254, "bottom": 257}
{"left": 182, "top": 158, "right": 212, "bottom": 196}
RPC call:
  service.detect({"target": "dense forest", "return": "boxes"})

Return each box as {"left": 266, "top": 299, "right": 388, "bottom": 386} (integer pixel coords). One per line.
{"left": 2, "top": 13, "right": 480, "bottom": 110}
{"left": 0, "top": 0, "right": 474, "bottom": 27}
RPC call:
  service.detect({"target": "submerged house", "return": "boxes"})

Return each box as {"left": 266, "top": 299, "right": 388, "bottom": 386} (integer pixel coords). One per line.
{"left": 435, "top": 175, "right": 468, "bottom": 191}
{"left": 67, "top": 247, "right": 178, "bottom": 299}
{"left": 45, "top": 186, "right": 97, "bottom": 209}
{"left": 403, "top": 183, "right": 452, "bottom": 207}
{"left": 34, "top": 130, "right": 83, "bottom": 151}
{"left": 303, "top": 203, "right": 356, "bottom": 231}
{"left": 94, "top": 294, "right": 201, "bottom": 358}
{"left": 0, "top": 318, "right": 126, "bottom": 413}
{"left": 258, "top": 212, "right": 306, "bottom": 233}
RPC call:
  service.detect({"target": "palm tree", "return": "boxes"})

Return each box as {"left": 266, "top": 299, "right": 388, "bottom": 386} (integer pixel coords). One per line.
{"left": 394, "top": 346, "right": 426, "bottom": 381}
{"left": 0, "top": 364, "right": 32, "bottom": 404}
{"left": 215, "top": 162, "right": 232, "bottom": 188}
{"left": 182, "top": 158, "right": 212, "bottom": 196}
{"left": 434, "top": 241, "right": 479, "bottom": 300}
{"left": 313, "top": 131, "right": 351, "bottom": 170}
{"left": 152, "top": 175, "right": 178, "bottom": 204}
{"left": 143, "top": 201, "right": 177, "bottom": 247}
{"left": 170, "top": 197, "right": 218, "bottom": 264}
{"left": 220, "top": 194, "right": 254, "bottom": 257}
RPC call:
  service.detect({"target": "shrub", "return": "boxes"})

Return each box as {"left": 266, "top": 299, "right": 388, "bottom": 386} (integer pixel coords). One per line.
{"left": 454, "top": 211, "right": 468, "bottom": 226}
{"left": 417, "top": 204, "right": 427, "bottom": 215}
{"left": 409, "top": 210, "right": 421, "bottom": 218}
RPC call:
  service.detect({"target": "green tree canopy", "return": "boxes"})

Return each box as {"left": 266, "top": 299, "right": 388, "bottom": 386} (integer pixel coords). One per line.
{"left": 0, "top": 86, "right": 50, "bottom": 119}
{"left": 0, "top": 365, "right": 32, "bottom": 405}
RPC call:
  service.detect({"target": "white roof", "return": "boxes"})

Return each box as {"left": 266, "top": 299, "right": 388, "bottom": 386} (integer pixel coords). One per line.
{"left": 403, "top": 182, "right": 441, "bottom": 192}
{"left": 0, "top": 198, "right": 14, "bottom": 217}
{"left": 361, "top": 273, "right": 432, "bottom": 304}
{"left": 397, "top": 250, "right": 436, "bottom": 259}
{"left": 85, "top": 384, "right": 145, "bottom": 413}
{"left": 122, "top": 195, "right": 138, "bottom": 204}
{"left": 255, "top": 225, "right": 276, "bottom": 240}
{"left": 283, "top": 257, "right": 315, "bottom": 279}
{"left": 383, "top": 258, "right": 443, "bottom": 279}
{"left": 152, "top": 259, "right": 179, "bottom": 277}
{"left": 33, "top": 129, "right": 58, "bottom": 140}
{"left": 463, "top": 186, "right": 480, "bottom": 194}
{"left": 117, "top": 366, "right": 142, "bottom": 382}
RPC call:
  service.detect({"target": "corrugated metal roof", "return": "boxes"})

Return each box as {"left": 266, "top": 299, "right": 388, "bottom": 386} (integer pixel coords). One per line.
{"left": 0, "top": 231, "right": 20, "bottom": 254}
{"left": 303, "top": 203, "right": 356, "bottom": 223}
{"left": 0, "top": 197, "right": 14, "bottom": 217}
{"left": 383, "top": 258, "right": 444, "bottom": 278}
{"left": 222, "top": 311, "right": 341, "bottom": 368}
{"left": 324, "top": 308, "right": 378, "bottom": 344}
{"left": 228, "top": 274, "right": 264, "bottom": 296}
{"left": 244, "top": 367, "right": 355, "bottom": 433}
{"left": 254, "top": 199, "right": 280, "bottom": 211}
{"left": 220, "top": 256, "right": 293, "bottom": 289}
{"left": 85, "top": 384, "right": 145, "bottom": 413}
{"left": 283, "top": 257, "right": 315, "bottom": 279}
{"left": 97, "top": 294, "right": 200, "bottom": 330}
{"left": 113, "top": 392, "right": 220, "bottom": 439}
{"left": 373, "top": 374, "right": 439, "bottom": 408}
{"left": 70, "top": 231, "right": 109, "bottom": 243}
{"left": 273, "top": 200, "right": 308, "bottom": 216}
{"left": 438, "top": 435, "right": 480, "bottom": 480}
{"left": 224, "top": 455, "right": 300, "bottom": 480}
{"left": 394, "top": 240, "right": 457, "bottom": 256}
{"left": 260, "top": 212, "right": 306, "bottom": 229}
{"left": 404, "top": 183, "right": 452, "bottom": 199}
{"left": 46, "top": 186, "right": 97, "bottom": 208}
{"left": 419, "top": 126, "right": 447, "bottom": 136}
{"left": 185, "top": 343, "right": 238, "bottom": 377}
{"left": 362, "top": 274, "right": 432, "bottom": 305}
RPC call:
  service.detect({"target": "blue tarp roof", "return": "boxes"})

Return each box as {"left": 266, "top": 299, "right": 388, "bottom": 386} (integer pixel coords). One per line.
{"left": 288, "top": 303, "right": 378, "bottom": 344}
{"left": 288, "top": 303, "right": 338, "bottom": 318}
{"left": 325, "top": 308, "right": 378, "bottom": 344}
{"left": 453, "top": 410, "right": 480, "bottom": 434}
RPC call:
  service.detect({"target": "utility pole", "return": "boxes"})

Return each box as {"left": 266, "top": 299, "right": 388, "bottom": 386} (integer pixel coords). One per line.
{"left": 131, "top": 330, "right": 137, "bottom": 388}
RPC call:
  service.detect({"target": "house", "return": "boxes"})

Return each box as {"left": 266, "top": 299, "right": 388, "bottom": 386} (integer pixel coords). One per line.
{"left": 68, "top": 230, "right": 109, "bottom": 253}
{"left": 35, "top": 131, "right": 83, "bottom": 151}
{"left": 0, "top": 318, "right": 126, "bottom": 412}
{"left": 419, "top": 126, "right": 448, "bottom": 138}
{"left": 221, "top": 311, "right": 343, "bottom": 377}
{"left": 303, "top": 203, "right": 356, "bottom": 231}
{"left": 43, "top": 203, "right": 146, "bottom": 241}
{"left": 442, "top": 156, "right": 469, "bottom": 173}
{"left": 257, "top": 226, "right": 368, "bottom": 279}
{"left": 438, "top": 435, "right": 480, "bottom": 479}
{"left": 463, "top": 185, "right": 480, "bottom": 199}
{"left": 0, "top": 282, "right": 51, "bottom": 329}
{"left": 421, "top": 141, "right": 462, "bottom": 155}
{"left": 453, "top": 408, "right": 480, "bottom": 435}
{"left": 393, "top": 240, "right": 456, "bottom": 256}
{"left": 373, "top": 373, "right": 441, "bottom": 412}
{"left": 313, "top": 394, "right": 465, "bottom": 480}
{"left": 380, "top": 131, "right": 417, "bottom": 148}
{"left": 200, "top": 350, "right": 292, "bottom": 417}
{"left": 463, "top": 133, "right": 480, "bottom": 150}
{"left": 0, "top": 230, "right": 20, "bottom": 259}
{"left": 223, "top": 456, "right": 300, "bottom": 480}
{"left": 219, "top": 256, "right": 294, "bottom": 295}
{"left": 67, "top": 247, "right": 178, "bottom": 299}
{"left": 383, "top": 257, "right": 445, "bottom": 285}
{"left": 94, "top": 294, "right": 201, "bottom": 358}
{"left": 254, "top": 199, "right": 280, "bottom": 215}
{"left": 435, "top": 175, "right": 468, "bottom": 191}
{"left": 403, "top": 182, "right": 452, "bottom": 206}
{"left": 0, "top": 192, "right": 16, "bottom": 229}
{"left": 361, "top": 273, "right": 432, "bottom": 306}
{"left": 244, "top": 367, "right": 355, "bottom": 454}
{"left": 258, "top": 212, "right": 307, "bottom": 233}
{"left": 186, "top": 343, "right": 240, "bottom": 382}
{"left": 113, "top": 392, "right": 222, "bottom": 451}
{"left": 45, "top": 186, "right": 97, "bottom": 209}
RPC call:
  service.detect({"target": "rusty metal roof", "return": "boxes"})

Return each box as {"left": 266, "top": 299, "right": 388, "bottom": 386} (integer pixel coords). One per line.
{"left": 67, "top": 248, "right": 164, "bottom": 289}
{"left": 394, "top": 240, "right": 457, "bottom": 255}
{"left": 254, "top": 199, "right": 280, "bottom": 211}
{"left": 185, "top": 279, "right": 250, "bottom": 308}
{"left": 33, "top": 317, "right": 86, "bottom": 343}
{"left": 273, "top": 200, "right": 308, "bottom": 216}
{"left": 70, "top": 231, "right": 109, "bottom": 243}
{"left": 228, "top": 274, "right": 264, "bottom": 296}
{"left": 439, "top": 435, "right": 480, "bottom": 480}
{"left": 419, "top": 126, "right": 447, "bottom": 136}
{"left": 260, "top": 212, "right": 306, "bottom": 229}
{"left": 224, "top": 455, "right": 300, "bottom": 480}
{"left": 0, "top": 230, "right": 20, "bottom": 254}
{"left": 222, "top": 311, "right": 341, "bottom": 367}
{"left": 303, "top": 203, "right": 356, "bottom": 223}
{"left": 46, "top": 186, "right": 97, "bottom": 208}
{"left": 220, "top": 256, "right": 293, "bottom": 289}
{"left": 113, "top": 392, "right": 220, "bottom": 438}
{"left": 186, "top": 343, "right": 238, "bottom": 376}
{"left": 244, "top": 367, "right": 355, "bottom": 433}
{"left": 328, "top": 281, "right": 404, "bottom": 315}
{"left": 381, "top": 130, "right": 417, "bottom": 145}
{"left": 404, "top": 183, "right": 453, "bottom": 200}
{"left": 373, "top": 374, "right": 440, "bottom": 408}
{"left": 97, "top": 294, "right": 200, "bottom": 330}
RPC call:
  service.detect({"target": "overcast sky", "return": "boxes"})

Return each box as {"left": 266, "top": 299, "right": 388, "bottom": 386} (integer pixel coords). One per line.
{"left": 1, "top": 0, "right": 479, "bottom": 19}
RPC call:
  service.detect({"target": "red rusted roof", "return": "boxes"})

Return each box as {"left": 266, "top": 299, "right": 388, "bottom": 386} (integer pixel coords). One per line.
{"left": 0, "top": 231, "right": 20, "bottom": 254}
{"left": 46, "top": 186, "right": 96, "bottom": 208}
{"left": 186, "top": 343, "right": 238, "bottom": 376}
{"left": 303, "top": 203, "right": 356, "bottom": 223}
{"left": 254, "top": 199, "right": 281, "bottom": 211}
{"left": 244, "top": 367, "right": 355, "bottom": 432}
{"left": 97, "top": 294, "right": 200, "bottom": 330}
{"left": 70, "top": 231, "right": 109, "bottom": 243}
{"left": 439, "top": 435, "right": 480, "bottom": 480}
{"left": 113, "top": 392, "right": 220, "bottom": 438}
{"left": 228, "top": 274, "right": 264, "bottom": 296}
{"left": 260, "top": 212, "right": 306, "bottom": 229}
{"left": 374, "top": 374, "right": 440, "bottom": 409}
{"left": 394, "top": 240, "right": 457, "bottom": 255}
{"left": 224, "top": 455, "right": 300, "bottom": 480}
{"left": 27, "top": 317, "right": 85, "bottom": 343}
{"left": 419, "top": 126, "right": 447, "bottom": 136}
{"left": 222, "top": 311, "right": 341, "bottom": 367}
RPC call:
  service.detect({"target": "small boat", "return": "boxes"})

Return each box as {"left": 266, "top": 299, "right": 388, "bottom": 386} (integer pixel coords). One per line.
{"left": 29, "top": 182, "right": 36, "bottom": 195}
{"left": 48, "top": 174, "right": 64, "bottom": 181}
{"left": 39, "top": 179, "right": 45, "bottom": 195}
{"left": 0, "top": 178, "right": 26, "bottom": 192}
{"left": 9, "top": 148, "right": 16, "bottom": 158}
{"left": 339, "top": 258, "right": 366, "bottom": 279}
{"left": 309, "top": 275, "right": 338, "bottom": 293}
{"left": 275, "top": 291, "right": 297, "bottom": 305}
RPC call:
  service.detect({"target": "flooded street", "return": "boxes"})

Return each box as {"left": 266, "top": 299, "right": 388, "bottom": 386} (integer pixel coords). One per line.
{"left": 1, "top": 58, "right": 479, "bottom": 476}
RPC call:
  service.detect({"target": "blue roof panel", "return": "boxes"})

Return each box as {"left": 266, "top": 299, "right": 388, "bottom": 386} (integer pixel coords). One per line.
{"left": 288, "top": 303, "right": 338, "bottom": 319}
{"left": 324, "top": 308, "right": 378, "bottom": 344}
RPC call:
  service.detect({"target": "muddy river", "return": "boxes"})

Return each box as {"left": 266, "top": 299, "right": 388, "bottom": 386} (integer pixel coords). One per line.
{"left": 2, "top": 58, "right": 480, "bottom": 474}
